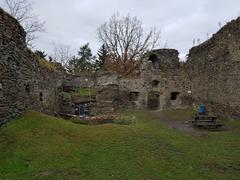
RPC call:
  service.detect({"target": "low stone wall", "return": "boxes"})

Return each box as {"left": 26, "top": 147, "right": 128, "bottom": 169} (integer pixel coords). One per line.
{"left": 0, "top": 8, "right": 65, "bottom": 125}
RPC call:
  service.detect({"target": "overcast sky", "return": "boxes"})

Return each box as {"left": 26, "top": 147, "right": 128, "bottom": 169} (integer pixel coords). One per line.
{"left": 1, "top": 0, "right": 240, "bottom": 58}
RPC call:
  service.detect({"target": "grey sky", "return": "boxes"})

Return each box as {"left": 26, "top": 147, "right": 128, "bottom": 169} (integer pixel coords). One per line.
{"left": 2, "top": 0, "right": 240, "bottom": 58}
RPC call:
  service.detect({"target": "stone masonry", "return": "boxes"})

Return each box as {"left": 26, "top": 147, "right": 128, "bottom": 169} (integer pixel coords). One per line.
{"left": 186, "top": 17, "right": 240, "bottom": 119}
{"left": 0, "top": 8, "right": 65, "bottom": 125}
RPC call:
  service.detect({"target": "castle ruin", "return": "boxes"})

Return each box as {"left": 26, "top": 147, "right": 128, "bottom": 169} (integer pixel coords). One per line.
{"left": 1, "top": 8, "right": 240, "bottom": 125}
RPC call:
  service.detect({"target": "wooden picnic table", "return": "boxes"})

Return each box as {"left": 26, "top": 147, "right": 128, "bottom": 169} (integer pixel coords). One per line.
{"left": 189, "top": 115, "right": 224, "bottom": 129}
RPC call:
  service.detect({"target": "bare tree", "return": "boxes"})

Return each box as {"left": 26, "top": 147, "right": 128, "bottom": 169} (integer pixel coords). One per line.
{"left": 197, "top": 38, "right": 201, "bottom": 45}
{"left": 52, "top": 44, "right": 72, "bottom": 68}
{"left": 97, "top": 13, "right": 160, "bottom": 76}
{"left": 164, "top": 39, "right": 168, "bottom": 48}
{"left": 218, "top": 22, "right": 222, "bottom": 29}
{"left": 2, "top": 0, "right": 45, "bottom": 47}
{"left": 193, "top": 39, "right": 196, "bottom": 46}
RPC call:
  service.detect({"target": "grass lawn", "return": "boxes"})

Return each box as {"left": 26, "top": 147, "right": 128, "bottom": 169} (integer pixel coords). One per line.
{"left": 0, "top": 110, "right": 239, "bottom": 179}
{"left": 74, "top": 88, "right": 96, "bottom": 97}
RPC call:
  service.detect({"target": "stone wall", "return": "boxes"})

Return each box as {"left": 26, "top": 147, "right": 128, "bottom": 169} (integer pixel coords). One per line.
{"left": 96, "top": 84, "right": 119, "bottom": 114}
{"left": 95, "top": 49, "right": 192, "bottom": 113}
{"left": 186, "top": 17, "right": 240, "bottom": 119}
{"left": 0, "top": 8, "right": 65, "bottom": 125}
{"left": 63, "top": 73, "right": 96, "bottom": 91}
{"left": 148, "top": 49, "right": 180, "bottom": 71}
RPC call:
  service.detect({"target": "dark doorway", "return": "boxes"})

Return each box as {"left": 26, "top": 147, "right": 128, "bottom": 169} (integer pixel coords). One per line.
{"left": 148, "top": 92, "right": 160, "bottom": 110}
{"left": 74, "top": 102, "right": 90, "bottom": 117}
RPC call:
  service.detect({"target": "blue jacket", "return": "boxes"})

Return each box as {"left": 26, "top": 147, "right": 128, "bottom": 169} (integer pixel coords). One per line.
{"left": 199, "top": 105, "right": 206, "bottom": 114}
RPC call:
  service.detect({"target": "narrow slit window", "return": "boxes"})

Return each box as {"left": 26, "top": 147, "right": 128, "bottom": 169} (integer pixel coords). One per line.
{"left": 25, "top": 84, "right": 30, "bottom": 93}
{"left": 39, "top": 92, "right": 43, "bottom": 101}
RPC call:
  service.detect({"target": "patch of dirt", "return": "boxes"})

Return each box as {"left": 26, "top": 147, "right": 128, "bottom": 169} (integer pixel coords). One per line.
{"left": 37, "top": 171, "right": 51, "bottom": 177}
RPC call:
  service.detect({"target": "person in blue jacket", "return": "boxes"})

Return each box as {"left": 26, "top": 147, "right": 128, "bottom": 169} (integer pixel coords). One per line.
{"left": 198, "top": 104, "right": 206, "bottom": 115}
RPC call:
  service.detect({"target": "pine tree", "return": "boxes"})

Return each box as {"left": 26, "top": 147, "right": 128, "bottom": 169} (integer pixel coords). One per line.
{"left": 67, "top": 43, "right": 93, "bottom": 73}
{"left": 96, "top": 44, "right": 109, "bottom": 71}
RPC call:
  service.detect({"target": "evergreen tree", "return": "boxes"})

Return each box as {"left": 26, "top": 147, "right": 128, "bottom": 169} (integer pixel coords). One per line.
{"left": 67, "top": 56, "right": 78, "bottom": 73}
{"left": 96, "top": 44, "right": 109, "bottom": 70}
{"left": 67, "top": 43, "right": 94, "bottom": 73}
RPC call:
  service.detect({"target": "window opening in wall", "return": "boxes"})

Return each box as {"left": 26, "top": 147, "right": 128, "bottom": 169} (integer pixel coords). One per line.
{"left": 7, "top": 57, "right": 11, "bottom": 62}
{"left": 148, "top": 54, "right": 159, "bottom": 69}
{"left": 170, "top": 92, "right": 180, "bottom": 100}
{"left": 149, "top": 54, "right": 158, "bottom": 62}
{"left": 39, "top": 92, "right": 43, "bottom": 101}
{"left": 152, "top": 80, "right": 160, "bottom": 88}
{"left": 25, "top": 84, "right": 30, "bottom": 93}
{"left": 129, "top": 92, "right": 140, "bottom": 101}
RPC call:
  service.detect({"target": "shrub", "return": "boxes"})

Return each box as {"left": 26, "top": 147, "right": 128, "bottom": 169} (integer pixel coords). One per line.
{"left": 60, "top": 92, "right": 72, "bottom": 102}
{"left": 113, "top": 115, "right": 136, "bottom": 125}
{"left": 70, "top": 115, "right": 114, "bottom": 125}
{"left": 70, "top": 115, "right": 135, "bottom": 126}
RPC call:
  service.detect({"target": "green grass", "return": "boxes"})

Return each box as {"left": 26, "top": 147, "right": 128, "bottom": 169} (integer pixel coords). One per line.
{"left": 153, "top": 108, "right": 197, "bottom": 121}
{"left": 74, "top": 87, "right": 96, "bottom": 97}
{"left": 0, "top": 110, "right": 239, "bottom": 179}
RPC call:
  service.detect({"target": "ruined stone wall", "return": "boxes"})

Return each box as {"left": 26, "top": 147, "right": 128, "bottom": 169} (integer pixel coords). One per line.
{"left": 186, "top": 17, "right": 240, "bottom": 119}
{"left": 2, "top": 7, "right": 239, "bottom": 120}
{"left": 0, "top": 9, "right": 65, "bottom": 125}
{"left": 95, "top": 49, "right": 191, "bottom": 113}
{"left": 148, "top": 49, "right": 180, "bottom": 71}
{"left": 141, "top": 59, "right": 191, "bottom": 110}
{"left": 63, "top": 73, "right": 96, "bottom": 91}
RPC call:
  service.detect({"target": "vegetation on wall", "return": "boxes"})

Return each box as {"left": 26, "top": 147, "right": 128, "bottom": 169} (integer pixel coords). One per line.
{"left": 73, "top": 87, "right": 96, "bottom": 97}
{"left": 38, "top": 58, "right": 56, "bottom": 71}
{"left": 60, "top": 92, "right": 72, "bottom": 102}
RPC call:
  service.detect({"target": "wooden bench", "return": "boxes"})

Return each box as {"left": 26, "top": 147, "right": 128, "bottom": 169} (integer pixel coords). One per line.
{"left": 189, "top": 115, "right": 224, "bottom": 129}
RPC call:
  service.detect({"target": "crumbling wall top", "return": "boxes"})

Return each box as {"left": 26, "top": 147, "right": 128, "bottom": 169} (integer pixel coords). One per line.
{"left": 187, "top": 17, "right": 240, "bottom": 63}
{"left": 0, "top": 8, "right": 26, "bottom": 47}
{"left": 147, "top": 48, "right": 180, "bottom": 71}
